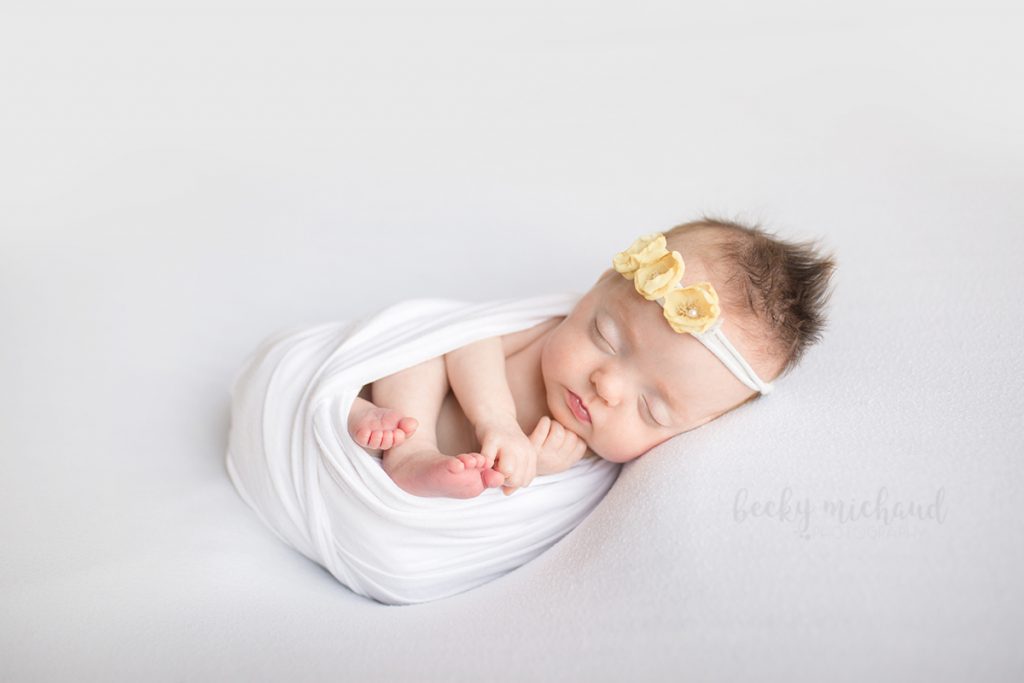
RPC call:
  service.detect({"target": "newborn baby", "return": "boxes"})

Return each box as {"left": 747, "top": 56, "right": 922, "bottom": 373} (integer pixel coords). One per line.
{"left": 347, "top": 217, "right": 835, "bottom": 498}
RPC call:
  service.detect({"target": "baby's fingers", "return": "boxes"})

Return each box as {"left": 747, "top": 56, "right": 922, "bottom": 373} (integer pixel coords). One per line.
{"left": 529, "top": 416, "right": 551, "bottom": 448}
{"left": 544, "top": 420, "right": 567, "bottom": 448}
{"left": 524, "top": 454, "right": 537, "bottom": 487}
{"left": 480, "top": 439, "right": 498, "bottom": 469}
{"left": 495, "top": 450, "right": 518, "bottom": 481}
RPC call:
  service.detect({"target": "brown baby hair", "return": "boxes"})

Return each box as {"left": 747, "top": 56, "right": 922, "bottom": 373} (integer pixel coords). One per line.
{"left": 661, "top": 215, "right": 838, "bottom": 383}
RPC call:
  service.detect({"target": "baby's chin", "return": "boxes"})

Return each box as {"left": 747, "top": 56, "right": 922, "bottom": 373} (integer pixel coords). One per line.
{"left": 587, "top": 442, "right": 643, "bottom": 465}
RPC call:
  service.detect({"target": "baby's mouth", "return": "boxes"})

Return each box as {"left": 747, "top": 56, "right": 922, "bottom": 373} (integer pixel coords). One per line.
{"left": 567, "top": 389, "right": 591, "bottom": 424}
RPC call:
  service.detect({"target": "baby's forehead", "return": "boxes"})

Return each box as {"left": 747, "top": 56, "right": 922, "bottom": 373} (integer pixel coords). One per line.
{"left": 596, "top": 276, "right": 660, "bottom": 313}
{"left": 593, "top": 285, "right": 664, "bottom": 334}
{"left": 597, "top": 270, "right": 770, "bottom": 364}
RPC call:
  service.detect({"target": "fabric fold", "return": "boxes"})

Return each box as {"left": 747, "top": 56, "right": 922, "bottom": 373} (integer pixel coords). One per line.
{"left": 226, "top": 292, "right": 622, "bottom": 605}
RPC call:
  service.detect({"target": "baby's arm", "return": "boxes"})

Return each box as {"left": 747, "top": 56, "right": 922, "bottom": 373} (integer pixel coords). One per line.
{"left": 445, "top": 336, "right": 517, "bottom": 427}
{"left": 445, "top": 337, "right": 536, "bottom": 494}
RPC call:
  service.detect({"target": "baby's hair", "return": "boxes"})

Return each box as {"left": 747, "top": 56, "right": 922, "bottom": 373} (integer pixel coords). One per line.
{"left": 663, "top": 215, "right": 837, "bottom": 381}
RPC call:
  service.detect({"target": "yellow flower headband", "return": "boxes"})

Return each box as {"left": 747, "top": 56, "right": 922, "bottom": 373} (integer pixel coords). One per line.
{"left": 612, "top": 233, "right": 774, "bottom": 395}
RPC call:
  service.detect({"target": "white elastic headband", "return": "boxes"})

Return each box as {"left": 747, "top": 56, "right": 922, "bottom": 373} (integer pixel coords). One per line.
{"left": 613, "top": 232, "right": 774, "bottom": 395}
{"left": 666, "top": 308, "right": 773, "bottom": 395}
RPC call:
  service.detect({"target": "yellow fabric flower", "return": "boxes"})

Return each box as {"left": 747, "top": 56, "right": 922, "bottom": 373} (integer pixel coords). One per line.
{"left": 663, "top": 283, "right": 721, "bottom": 334}
{"left": 613, "top": 231, "right": 723, "bottom": 335}
{"left": 612, "top": 233, "right": 668, "bottom": 280}
{"left": 633, "top": 250, "right": 685, "bottom": 301}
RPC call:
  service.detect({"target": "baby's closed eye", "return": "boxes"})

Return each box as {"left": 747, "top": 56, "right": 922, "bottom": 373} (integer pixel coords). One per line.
{"left": 642, "top": 396, "right": 670, "bottom": 428}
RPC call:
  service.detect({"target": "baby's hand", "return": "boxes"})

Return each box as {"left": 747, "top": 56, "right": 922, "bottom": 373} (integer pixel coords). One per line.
{"left": 476, "top": 415, "right": 538, "bottom": 496}
{"left": 531, "top": 416, "right": 589, "bottom": 476}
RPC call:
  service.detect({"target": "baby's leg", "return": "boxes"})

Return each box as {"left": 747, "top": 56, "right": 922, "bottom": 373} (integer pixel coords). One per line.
{"left": 368, "top": 355, "right": 503, "bottom": 498}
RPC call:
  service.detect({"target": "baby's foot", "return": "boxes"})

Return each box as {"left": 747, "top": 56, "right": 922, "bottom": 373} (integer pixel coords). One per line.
{"left": 387, "top": 450, "right": 505, "bottom": 499}
{"left": 348, "top": 398, "right": 419, "bottom": 451}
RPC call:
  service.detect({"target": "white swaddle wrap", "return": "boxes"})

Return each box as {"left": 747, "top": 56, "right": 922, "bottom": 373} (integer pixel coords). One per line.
{"left": 225, "top": 292, "right": 622, "bottom": 605}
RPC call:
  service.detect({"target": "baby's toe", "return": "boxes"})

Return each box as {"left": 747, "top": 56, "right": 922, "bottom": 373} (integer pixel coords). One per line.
{"left": 398, "top": 417, "right": 418, "bottom": 436}
{"left": 453, "top": 453, "right": 474, "bottom": 470}
{"left": 481, "top": 468, "right": 504, "bottom": 488}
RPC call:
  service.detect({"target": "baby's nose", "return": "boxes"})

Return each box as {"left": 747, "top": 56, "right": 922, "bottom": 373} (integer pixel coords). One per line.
{"left": 592, "top": 373, "right": 622, "bottom": 407}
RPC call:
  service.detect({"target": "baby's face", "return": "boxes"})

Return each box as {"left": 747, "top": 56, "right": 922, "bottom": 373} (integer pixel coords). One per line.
{"left": 539, "top": 270, "right": 760, "bottom": 463}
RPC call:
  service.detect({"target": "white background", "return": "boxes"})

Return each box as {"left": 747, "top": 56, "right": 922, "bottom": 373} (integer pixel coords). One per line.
{"left": 2, "top": 1, "right": 1022, "bottom": 681}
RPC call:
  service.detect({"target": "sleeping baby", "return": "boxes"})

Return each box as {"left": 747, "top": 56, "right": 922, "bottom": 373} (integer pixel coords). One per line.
{"left": 347, "top": 217, "right": 836, "bottom": 499}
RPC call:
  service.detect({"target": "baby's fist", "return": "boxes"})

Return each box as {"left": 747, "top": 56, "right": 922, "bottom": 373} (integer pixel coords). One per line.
{"left": 530, "top": 416, "right": 589, "bottom": 476}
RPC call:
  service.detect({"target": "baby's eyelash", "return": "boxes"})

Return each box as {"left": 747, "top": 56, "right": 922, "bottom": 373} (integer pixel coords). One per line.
{"left": 642, "top": 397, "right": 666, "bottom": 428}
{"left": 641, "top": 397, "right": 656, "bottom": 425}
{"left": 592, "top": 320, "right": 613, "bottom": 352}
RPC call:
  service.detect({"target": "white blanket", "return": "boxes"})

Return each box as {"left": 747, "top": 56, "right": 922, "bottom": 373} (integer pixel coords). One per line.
{"left": 225, "top": 293, "right": 622, "bottom": 605}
